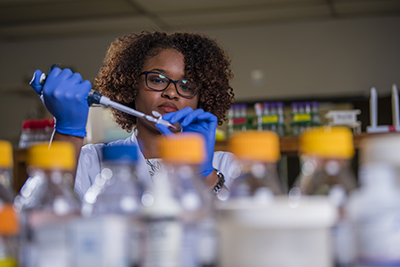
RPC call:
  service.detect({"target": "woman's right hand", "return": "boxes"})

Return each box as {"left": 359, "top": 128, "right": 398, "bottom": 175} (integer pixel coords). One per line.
{"left": 30, "top": 68, "right": 92, "bottom": 137}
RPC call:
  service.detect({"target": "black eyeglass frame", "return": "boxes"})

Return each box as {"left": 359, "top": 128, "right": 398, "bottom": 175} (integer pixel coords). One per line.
{"left": 139, "top": 71, "right": 199, "bottom": 98}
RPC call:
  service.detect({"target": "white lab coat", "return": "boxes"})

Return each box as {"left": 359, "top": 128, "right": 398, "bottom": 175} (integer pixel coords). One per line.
{"left": 74, "top": 133, "right": 237, "bottom": 199}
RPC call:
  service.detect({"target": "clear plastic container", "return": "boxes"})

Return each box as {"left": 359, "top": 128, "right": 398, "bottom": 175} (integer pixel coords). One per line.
{"left": 291, "top": 126, "right": 357, "bottom": 266}
{"left": 14, "top": 141, "right": 81, "bottom": 267}
{"left": 0, "top": 140, "right": 19, "bottom": 267}
{"left": 348, "top": 133, "right": 400, "bottom": 266}
{"left": 347, "top": 163, "right": 400, "bottom": 266}
{"left": 80, "top": 144, "right": 143, "bottom": 267}
{"left": 18, "top": 120, "right": 33, "bottom": 149}
{"left": 219, "top": 131, "right": 330, "bottom": 267}
{"left": 141, "top": 133, "right": 215, "bottom": 267}
{"left": 225, "top": 130, "right": 285, "bottom": 203}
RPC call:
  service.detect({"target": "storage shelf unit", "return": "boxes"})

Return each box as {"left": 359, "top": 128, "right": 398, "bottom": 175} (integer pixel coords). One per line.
{"left": 215, "top": 132, "right": 372, "bottom": 156}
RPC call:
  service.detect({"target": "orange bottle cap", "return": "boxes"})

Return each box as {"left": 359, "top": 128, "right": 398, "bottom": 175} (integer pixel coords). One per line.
{"left": 159, "top": 133, "right": 205, "bottom": 164}
{"left": 300, "top": 126, "right": 354, "bottom": 159}
{"left": 28, "top": 141, "right": 75, "bottom": 170}
{"left": 228, "top": 130, "right": 280, "bottom": 162}
{"left": 0, "top": 204, "right": 19, "bottom": 235}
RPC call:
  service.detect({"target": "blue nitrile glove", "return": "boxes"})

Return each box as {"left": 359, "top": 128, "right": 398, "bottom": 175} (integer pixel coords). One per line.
{"left": 30, "top": 69, "right": 44, "bottom": 95}
{"left": 156, "top": 107, "right": 218, "bottom": 178}
{"left": 29, "top": 68, "right": 92, "bottom": 137}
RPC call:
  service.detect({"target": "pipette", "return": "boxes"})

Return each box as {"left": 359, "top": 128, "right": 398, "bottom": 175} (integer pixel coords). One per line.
{"left": 38, "top": 68, "right": 177, "bottom": 130}
{"left": 87, "top": 91, "right": 177, "bottom": 130}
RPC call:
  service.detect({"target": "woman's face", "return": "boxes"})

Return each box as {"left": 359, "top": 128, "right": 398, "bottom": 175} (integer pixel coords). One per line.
{"left": 135, "top": 48, "right": 199, "bottom": 132}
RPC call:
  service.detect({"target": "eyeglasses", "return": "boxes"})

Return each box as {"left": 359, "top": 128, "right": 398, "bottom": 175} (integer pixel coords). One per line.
{"left": 140, "top": 71, "right": 198, "bottom": 98}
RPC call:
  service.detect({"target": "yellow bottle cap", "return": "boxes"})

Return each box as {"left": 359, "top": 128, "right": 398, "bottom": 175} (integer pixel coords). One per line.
{"left": 228, "top": 131, "right": 280, "bottom": 162}
{"left": 0, "top": 140, "right": 12, "bottom": 168}
{"left": 300, "top": 126, "right": 354, "bottom": 159}
{"left": 0, "top": 258, "right": 17, "bottom": 267}
{"left": 0, "top": 204, "right": 19, "bottom": 235}
{"left": 159, "top": 133, "right": 205, "bottom": 164}
{"left": 27, "top": 141, "right": 75, "bottom": 170}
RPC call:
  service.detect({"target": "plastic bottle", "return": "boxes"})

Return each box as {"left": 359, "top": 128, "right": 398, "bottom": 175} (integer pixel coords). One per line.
{"left": 34, "top": 120, "right": 45, "bottom": 143}
{"left": 347, "top": 163, "right": 400, "bottom": 266}
{"left": 140, "top": 133, "right": 215, "bottom": 267}
{"left": 227, "top": 105, "right": 234, "bottom": 137}
{"left": 347, "top": 133, "right": 400, "bottom": 266}
{"left": 233, "top": 104, "right": 241, "bottom": 133}
{"left": 311, "top": 101, "right": 320, "bottom": 125}
{"left": 80, "top": 144, "right": 143, "bottom": 267}
{"left": 218, "top": 131, "right": 337, "bottom": 267}
{"left": 297, "top": 102, "right": 307, "bottom": 134}
{"left": 291, "top": 102, "right": 299, "bottom": 135}
{"left": 269, "top": 103, "right": 277, "bottom": 133}
{"left": 240, "top": 104, "right": 247, "bottom": 131}
{"left": 19, "top": 120, "right": 33, "bottom": 149}
{"left": 290, "top": 126, "right": 357, "bottom": 267}
{"left": 14, "top": 141, "right": 81, "bottom": 267}
{"left": 254, "top": 103, "right": 263, "bottom": 131}
{"left": 46, "top": 119, "right": 55, "bottom": 140}
{"left": 226, "top": 130, "right": 285, "bottom": 202}
{"left": 262, "top": 102, "right": 270, "bottom": 131}
{"left": 276, "top": 102, "right": 286, "bottom": 136}
{"left": 0, "top": 140, "right": 19, "bottom": 267}
{"left": 29, "top": 120, "right": 40, "bottom": 146}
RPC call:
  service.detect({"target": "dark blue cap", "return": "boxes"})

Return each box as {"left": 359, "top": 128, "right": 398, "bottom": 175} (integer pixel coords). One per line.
{"left": 102, "top": 145, "right": 138, "bottom": 162}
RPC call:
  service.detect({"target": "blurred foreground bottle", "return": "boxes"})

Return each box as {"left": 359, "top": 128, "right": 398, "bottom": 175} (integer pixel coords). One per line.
{"left": 218, "top": 131, "right": 337, "bottom": 267}
{"left": 226, "top": 130, "right": 285, "bottom": 201}
{"left": 346, "top": 134, "right": 400, "bottom": 266}
{"left": 291, "top": 126, "right": 357, "bottom": 267}
{"left": 141, "top": 133, "right": 215, "bottom": 267}
{"left": 0, "top": 141, "right": 19, "bottom": 267}
{"left": 80, "top": 144, "right": 143, "bottom": 267}
{"left": 14, "top": 142, "right": 81, "bottom": 267}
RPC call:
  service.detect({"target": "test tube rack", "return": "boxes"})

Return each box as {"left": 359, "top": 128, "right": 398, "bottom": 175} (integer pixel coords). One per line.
{"left": 366, "top": 84, "right": 400, "bottom": 133}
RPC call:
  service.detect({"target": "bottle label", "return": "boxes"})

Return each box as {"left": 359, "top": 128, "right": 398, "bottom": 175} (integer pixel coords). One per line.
{"left": 197, "top": 220, "right": 218, "bottom": 265}
{"left": 34, "top": 219, "right": 72, "bottom": 267}
{"left": 143, "top": 218, "right": 183, "bottom": 267}
{"left": 232, "top": 118, "right": 247, "bottom": 125}
{"left": 71, "top": 216, "right": 135, "bottom": 267}
{"left": 262, "top": 115, "right": 278, "bottom": 124}
{"left": 22, "top": 211, "right": 78, "bottom": 267}
{"left": 293, "top": 113, "right": 311, "bottom": 122}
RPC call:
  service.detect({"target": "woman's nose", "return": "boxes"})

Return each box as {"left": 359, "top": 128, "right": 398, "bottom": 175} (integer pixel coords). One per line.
{"left": 161, "top": 82, "right": 179, "bottom": 99}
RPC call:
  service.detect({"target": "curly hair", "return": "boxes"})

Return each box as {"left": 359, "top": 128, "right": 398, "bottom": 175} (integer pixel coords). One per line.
{"left": 94, "top": 31, "right": 235, "bottom": 132}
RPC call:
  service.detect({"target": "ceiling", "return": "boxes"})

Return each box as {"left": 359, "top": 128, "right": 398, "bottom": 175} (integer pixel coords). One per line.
{"left": 0, "top": 0, "right": 399, "bottom": 42}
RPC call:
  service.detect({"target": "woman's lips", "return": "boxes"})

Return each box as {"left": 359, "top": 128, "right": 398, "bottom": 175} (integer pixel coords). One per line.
{"left": 158, "top": 104, "right": 178, "bottom": 113}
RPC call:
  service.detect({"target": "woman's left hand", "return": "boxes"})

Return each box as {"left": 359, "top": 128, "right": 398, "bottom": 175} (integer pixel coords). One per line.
{"left": 156, "top": 107, "right": 217, "bottom": 178}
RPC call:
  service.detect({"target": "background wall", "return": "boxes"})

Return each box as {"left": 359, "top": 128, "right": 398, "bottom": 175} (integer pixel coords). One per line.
{"left": 1, "top": 16, "right": 399, "bottom": 145}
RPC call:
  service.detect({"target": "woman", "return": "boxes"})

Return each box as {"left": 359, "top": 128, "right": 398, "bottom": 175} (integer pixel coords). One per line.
{"left": 30, "top": 31, "right": 235, "bottom": 199}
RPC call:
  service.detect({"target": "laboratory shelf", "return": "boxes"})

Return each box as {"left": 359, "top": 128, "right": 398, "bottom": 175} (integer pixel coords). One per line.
{"left": 215, "top": 132, "right": 376, "bottom": 156}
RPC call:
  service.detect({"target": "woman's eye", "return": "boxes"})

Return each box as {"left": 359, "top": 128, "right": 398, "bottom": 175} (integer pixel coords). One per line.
{"left": 178, "top": 80, "right": 192, "bottom": 90}
{"left": 149, "top": 75, "right": 166, "bottom": 84}
{"left": 179, "top": 84, "right": 195, "bottom": 92}
{"left": 151, "top": 78, "right": 163, "bottom": 83}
